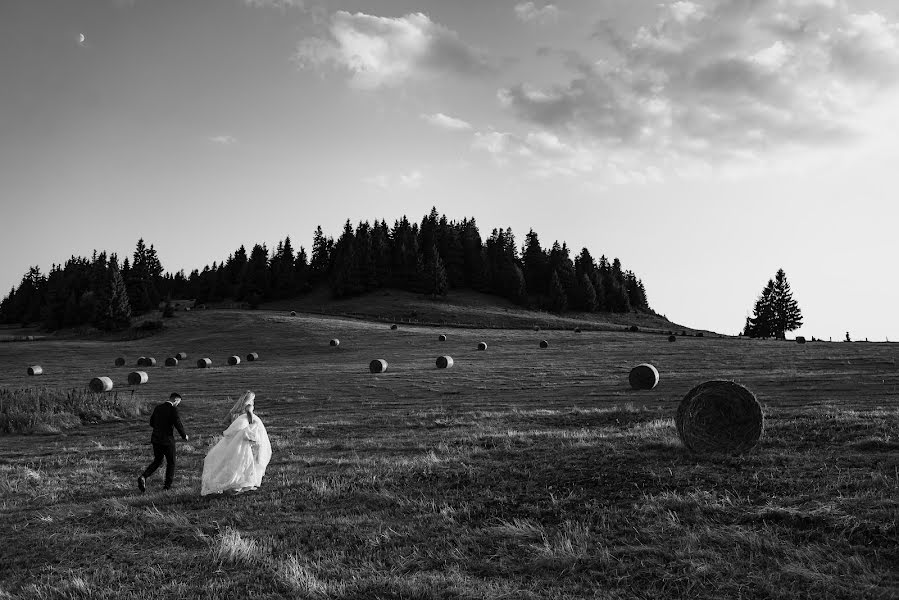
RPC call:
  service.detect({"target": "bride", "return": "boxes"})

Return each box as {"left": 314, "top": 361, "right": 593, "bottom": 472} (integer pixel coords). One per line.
{"left": 201, "top": 391, "right": 272, "bottom": 496}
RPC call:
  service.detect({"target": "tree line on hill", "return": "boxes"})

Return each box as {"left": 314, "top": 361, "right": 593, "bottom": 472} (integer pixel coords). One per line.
{"left": 0, "top": 208, "right": 650, "bottom": 331}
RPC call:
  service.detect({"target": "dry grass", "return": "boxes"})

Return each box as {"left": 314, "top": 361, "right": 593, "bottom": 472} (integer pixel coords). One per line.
{"left": 0, "top": 309, "right": 897, "bottom": 598}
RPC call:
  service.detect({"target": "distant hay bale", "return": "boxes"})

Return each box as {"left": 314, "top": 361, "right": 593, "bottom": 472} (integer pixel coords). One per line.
{"left": 436, "top": 356, "right": 454, "bottom": 369}
{"left": 137, "top": 357, "right": 147, "bottom": 367}
{"left": 27, "top": 365, "right": 43, "bottom": 376}
{"left": 290, "top": 311, "right": 296, "bottom": 316}
{"left": 115, "top": 357, "right": 126, "bottom": 367}
{"left": 227, "top": 356, "right": 241, "bottom": 366}
{"left": 628, "top": 363, "right": 659, "bottom": 390}
{"left": 137, "top": 357, "right": 157, "bottom": 367}
{"left": 175, "top": 352, "right": 187, "bottom": 360}
{"left": 477, "top": 342, "right": 487, "bottom": 351}
{"left": 369, "top": 359, "right": 388, "bottom": 374}
{"left": 127, "top": 371, "right": 149, "bottom": 385}
{"left": 390, "top": 324, "right": 398, "bottom": 330}
{"left": 695, "top": 332, "right": 704, "bottom": 338}
{"left": 574, "top": 327, "right": 581, "bottom": 333}
{"left": 534, "top": 326, "right": 540, "bottom": 332}
{"left": 796, "top": 336, "right": 806, "bottom": 344}
{"left": 668, "top": 335, "right": 677, "bottom": 342}
{"left": 539, "top": 340, "right": 549, "bottom": 349}
{"left": 246, "top": 352, "right": 259, "bottom": 362}
{"left": 89, "top": 376, "right": 113, "bottom": 393}
{"left": 438, "top": 334, "right": 447, "bottom": 341}
{"left": 165, "top": 357, "right": 178, "bottom": 367}
{"left": 629, "top": 325, "right": 639, "bottom": 333}
{"left": 675, "top": 380, "right": 764, "bottom": 454}
{"left": 197, "top": 358, "right": 212, "bottom": 369}
{"left": 330, "top": 339, "right": 340, "bottom": 347}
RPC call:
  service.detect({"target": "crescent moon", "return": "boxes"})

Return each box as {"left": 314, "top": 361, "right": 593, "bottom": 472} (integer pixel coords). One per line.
{"left": 79, "top": 34, "right": 85, "bottom": 43}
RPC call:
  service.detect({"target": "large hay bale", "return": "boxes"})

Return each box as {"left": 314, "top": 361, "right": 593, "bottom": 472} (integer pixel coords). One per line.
{"left": 128, "top": 371, "right": 149, "bottom": 385}
{"left": 629, "top": 363, "right": 659, "bottom": 390}
{"left": 89, "top": 376, "right": 113, "bottom": 393}
{"left": 227, "top": 355, "right": 241, "bottom": 366}
{"left": 436, "top": 356, "right": 454, "bottom": 369}
{"left": 390, "top": 324, "right": 398, "bottom": 330}
{"left": 175, "top": 352, "right": 188, "bottom": 360}
{"left": 796, "top": 336, "right": 806, "bottom": 344}
{"left": 115, "top": 357, "right": 126, "bottom": 367}
{"left": 369, "top": 359, "right": 388, "bottom": 373}
{"left": 539, "top": 340, "right": 549, "bottom": 349}
{"left": 477, "top": 342, "right": 487, "bottom": 351}
{"left": 165, "top": 357, "right": 178, "bottom": 367}
{"left": 675, "top": 380, "right": 764, "bottom": 454}
{"left": 246, "top": 352, "right": 259, "bottom": 361}
{"left": 668, "top": 335, "right": 677, "bottom": 342}
{"left": 438, "top": 334, "right": 447, "bottom": 342}
{"left": 330, "top": 339, "right": 340, "bottom": 347}
{"left": 27, "top": 365, "right": 43, "bottom": 376}
{"left": 197, "top": 358, "right": 212, "bottom": 369}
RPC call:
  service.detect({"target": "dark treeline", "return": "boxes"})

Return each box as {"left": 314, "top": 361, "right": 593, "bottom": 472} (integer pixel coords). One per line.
{"left": 0, "top": 208, "right": 650, "bottom": 330}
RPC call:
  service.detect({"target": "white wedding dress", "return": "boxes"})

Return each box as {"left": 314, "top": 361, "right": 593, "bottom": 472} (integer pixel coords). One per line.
{"left": 201, "top": 412, "right": 272, "bottom": 496}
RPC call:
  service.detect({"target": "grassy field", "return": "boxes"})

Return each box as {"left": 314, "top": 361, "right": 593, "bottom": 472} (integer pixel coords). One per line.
{"left": 0, "top": 308, "right": 897, "bottom": 599}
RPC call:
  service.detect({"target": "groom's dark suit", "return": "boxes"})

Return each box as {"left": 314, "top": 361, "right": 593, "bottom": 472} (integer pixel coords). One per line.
{"left": 141, "top": 400, "right": 187, "bottom": 489}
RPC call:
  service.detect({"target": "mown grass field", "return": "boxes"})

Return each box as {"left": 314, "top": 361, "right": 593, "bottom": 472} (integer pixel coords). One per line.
{"left": 1, "top": 308, "right": 897, "bottom": 599}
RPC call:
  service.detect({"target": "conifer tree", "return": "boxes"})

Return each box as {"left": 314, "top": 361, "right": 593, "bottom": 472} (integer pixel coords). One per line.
{"left": 423, "top": 245, "right": 448, "bottom": 297}
{"left": 548, "top": 269, "right": 568, "bottom": 313}
{"left": 743, "top": 271, "right": 802, "bottom": 339}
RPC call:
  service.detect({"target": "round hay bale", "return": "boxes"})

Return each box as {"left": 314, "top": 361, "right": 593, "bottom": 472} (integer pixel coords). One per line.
{"left": 127, "top": 371, "right": 149, "bottom": 385}
{"left": 27, "top": 365, "right": 43, "bottom": 376}
{"left": 436, "top": 356, "right": 454, "bottom": 369}
{"left": 246, "top": 352, "right": 259, "bottom": 361}
{"left": 137, "top": 357, "right": 147, "bottom": 367}
{"left": 629, "top": 325, "right": 639, "bottom": 333}
{"left": 534, "top": 325, "right": 540, "bottom": 332}
{"left": 796, "top": 336, "right": 806, "bottom": 344}
{"left": 668, "top": 335, "right": 677, "bottom": 342}
{"left": 175, "top": 352, "right": 188, "bottom": 360}
{"left": 227, "top": 355, "right": 241, "bottom": 366}
{"left": 628, "top": 363, "right": 659, "bottom": 390}
{"left": 197, "top": 358, "right": 212, "bottom": 369}
{"left": 89, "top": 376, "right": 113, "bottom": 393}
{"left": 539, "top": 340, "right": 549, "bottom": 349}
{"left": 165, "top": 357, "right": 178, "bottom": 367}
{"left": 390, "top": 324, "right": 398, "bottom": 330}
{"left": 477, "top": 342, "right": 487, "bottom": 351}
{"left": 144, "top": 357, "right": 157, "bottom": 367}
{"left": 438, "top": 334, "right": 447, "bottom": 342}
{"left": 369, "top": 359, "right": 388, "bottom": 374}
{"left": 675, "top": 380, "right": 764, "bottom": 454}
{"left": 114, "top": 357, "right": 126, "bottom": 367}
{"left": 290, "top": 311, "right": 297, "bottom": 316}
{"left": 330, "top": 339, "right": 340, "bottom": 347}
{"left": 574, "top": 327, "right": 581, "bottom": 333}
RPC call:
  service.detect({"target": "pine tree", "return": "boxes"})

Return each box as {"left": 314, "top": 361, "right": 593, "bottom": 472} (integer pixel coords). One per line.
{"left": 744, "top": 278, "right": 778, "bottom": 338}
{"left": 422, "top": 245, "right": 448, "bottom": 297}
{"left": 772, "top": 268, "right": 802, "bottom": 339}
{"left": 548, "top": 269, "right": 568, "bottom": 313}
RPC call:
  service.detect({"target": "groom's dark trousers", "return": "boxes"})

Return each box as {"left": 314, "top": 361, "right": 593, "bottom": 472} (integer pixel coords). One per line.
{"left": 142, "top": 401, "right": 187, "bottom": 489}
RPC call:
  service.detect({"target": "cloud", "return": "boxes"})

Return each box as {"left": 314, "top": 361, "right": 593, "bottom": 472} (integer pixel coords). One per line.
{"left": 421, "top": 112, "right": 472, "bottom": 131}
{"left": 499, "top": 0, "right": 899, "bottom": 167}
{"left": 209, "top": 135, "right": 237, "bottom": 145}
{"left": 295, "top": 11, "right": 494, "bottom": 89}
{"left": 364, "top": 170, "right": 423, "bottom": 189}
{"left": 514, "top": 2, "right": 561, "bottom": 24}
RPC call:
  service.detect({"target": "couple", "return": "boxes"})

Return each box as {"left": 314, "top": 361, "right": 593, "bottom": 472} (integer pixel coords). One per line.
{"left": 137, "top": 390, "right": 272, "bottom": 496}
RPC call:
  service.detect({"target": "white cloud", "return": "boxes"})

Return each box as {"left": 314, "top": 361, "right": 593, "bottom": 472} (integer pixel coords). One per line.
{"left": 208, "top": 135, "right": 237, "bottom": 145}
{"left": 364, "top": 170, "right": 423, "bottom": 189}
{"left": 295, "top": 11, "right": 493, "bottom": 89}
{"left": 514, "top": 2, "right": 561, "bottom": 25}
{"left": 421, "top": 112, "right": 472, "bottom": 131}
{"left": 499, "top": 0, "right": 899, "bottom": 169}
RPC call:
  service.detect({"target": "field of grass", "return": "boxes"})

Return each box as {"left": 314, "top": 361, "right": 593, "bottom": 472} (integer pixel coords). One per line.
{"left": 1, "top": 308, "right": 897, "bottom": 599}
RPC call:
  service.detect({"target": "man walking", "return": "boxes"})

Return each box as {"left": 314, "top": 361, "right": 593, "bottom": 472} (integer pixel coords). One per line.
{"left": 138, "top": 392, "right": 188, "bottom": 492}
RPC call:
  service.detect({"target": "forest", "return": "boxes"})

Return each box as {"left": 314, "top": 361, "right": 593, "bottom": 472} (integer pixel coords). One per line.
{"left": 0, "top": 208, "right": 650, "bottom": 330}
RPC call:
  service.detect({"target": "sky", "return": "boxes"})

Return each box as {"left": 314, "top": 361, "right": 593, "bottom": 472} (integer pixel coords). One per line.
{"left": 1, "top": 0, "right": 898, "bottom": 341}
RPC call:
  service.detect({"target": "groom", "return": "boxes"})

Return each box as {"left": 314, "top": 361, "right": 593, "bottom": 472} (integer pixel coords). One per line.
{"left": 138, "top": 392, "right": 189, "bottom": 492}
